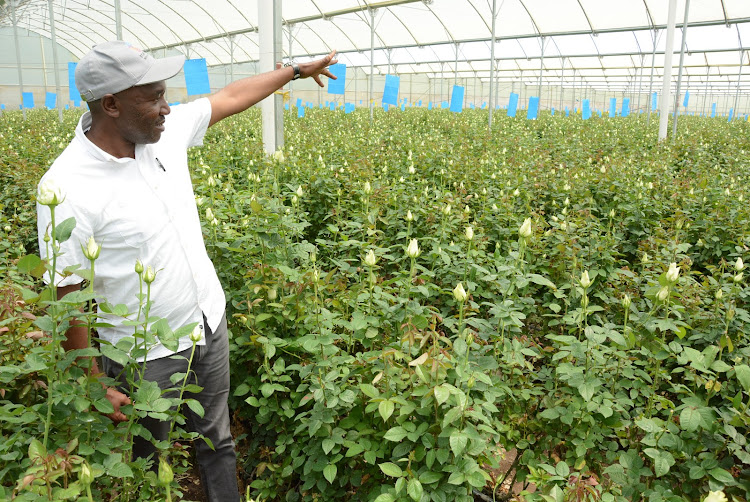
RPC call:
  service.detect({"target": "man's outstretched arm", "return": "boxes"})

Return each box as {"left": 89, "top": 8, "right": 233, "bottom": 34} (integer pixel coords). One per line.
{"left": 208, "top": 50, "right": 337, "bottom": 127}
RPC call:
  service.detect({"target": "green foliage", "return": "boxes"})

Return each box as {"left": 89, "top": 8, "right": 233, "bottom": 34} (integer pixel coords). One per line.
{"left": 3, "top": 107, "right": 750, "bottom": 500}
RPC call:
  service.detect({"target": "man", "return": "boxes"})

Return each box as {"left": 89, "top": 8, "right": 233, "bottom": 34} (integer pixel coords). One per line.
{"left": 36, "top": 40, "right": 337, "bottom": 502}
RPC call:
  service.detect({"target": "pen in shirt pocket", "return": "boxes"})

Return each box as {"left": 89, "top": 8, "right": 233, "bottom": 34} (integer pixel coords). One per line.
{"left": 156, "top": 158, "right": 166, "bottom": 172}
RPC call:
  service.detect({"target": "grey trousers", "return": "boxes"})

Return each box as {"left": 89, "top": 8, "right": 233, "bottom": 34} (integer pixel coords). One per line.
{"left": 102, "top": 314, "right": 240, "bottom": 502}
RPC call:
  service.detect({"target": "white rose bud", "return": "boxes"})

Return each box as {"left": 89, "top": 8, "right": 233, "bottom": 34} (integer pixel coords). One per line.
{"left": 666, "top": 262, "right": 680, "bottom": 284}
{"left": 273, "top": 150, "right": 285, "bottom": 163}
{"left": 364, "top": 249, "right": 377, "bottom": 267}
{"left": 465, "top": 226, "right": 474, "bottom": 241}
{"left": 267, "top": 288, "right": 278, "bottom": 301}
{"left": 406, "top": 238, "right": 420, "bottom": 258}
{"left": 580, "top": 270, "right": 592, "bottom": 289}
{"left": 656, "top": 286, "right": 670, "bottom": 302}
{"left": 519, "top": 218, "right": 532, "bottom": 239}
{"left": 408, "top": 164, "right": 416, "bottom": 174}
{"left": 443, "top": 204, "right": 451, "bottom": 216}
{"left": 734, "top": 272, "right": 744, "bottom": 283}
{"left": 406, "top": 210, "right": 413, "bottom": 222}
{"left": 703, "top": 491, "right": 728, "bottom": 502}
{"left": 82, "top": 236, "right": 101, "bottom": 260}
{"left": 37, "top": 179, "right": 65, "bottom": 207}
{"left": 715, "top": 289, "right": 723, "bottom": 300}
{"left": 158, "top": 456, "right": 174, "bottom": 486}
{"left": 206, "top": 207, "right": 215, "bottom": 221}
{"left": 622, "top": 294, "right": 631, "bottom": 309}
{"left": 296, "top": 185, "right": 303, "bottom": 198}
{"left": 453, "top": 282, "right": 467, "bottom": 303}
{"left": 363, "top": 181, "right": 372, "bottom": 195}
{"left": 143, "top": 265, "right": 156, "bottom": 284}
{"left": 80, "top": 462, "right": 93, "bottom": 487}
{"left": 641, "top": 252, "right": 650, "bottom": 264}
{"left": 134, "top": 260, "right": 144, "bottom": 274}
{"left": 207, "top": 175, "right": 216, "bottom": 187}
{"left": 189, "top": 325, "right": 203, "bottom": 343}
{"left": 735, "top": 257, "right": 745, "bottom": 272}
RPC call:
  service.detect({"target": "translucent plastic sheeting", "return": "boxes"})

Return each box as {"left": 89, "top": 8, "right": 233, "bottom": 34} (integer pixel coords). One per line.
{"left": 2, "top": 0, "right": 750, "bottom": 94}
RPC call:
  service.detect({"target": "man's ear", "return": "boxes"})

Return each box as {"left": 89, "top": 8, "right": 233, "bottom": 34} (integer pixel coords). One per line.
{"left": 100, "top": 94, "right": 121, "bottom": 118}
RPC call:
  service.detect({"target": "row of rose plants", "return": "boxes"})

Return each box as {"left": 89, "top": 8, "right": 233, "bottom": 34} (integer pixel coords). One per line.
{"left": 1, "top": 106, "right": 749, "bottom": 501}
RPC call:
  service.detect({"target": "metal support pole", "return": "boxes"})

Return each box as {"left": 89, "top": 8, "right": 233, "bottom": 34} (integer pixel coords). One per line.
{"left": 733, "top": 51, "right": 744, "bottom": 118}
{"left": 454, "top": 43, "right": 459, "bottom": 86}
{"left": 11, "top": 0, "right": 26, "bottom": 119}
{"left": 703, "top": 68, "right": 710, "bottom": 116}
{"left": 671, "top": 0, "right": 690, "bottom": 139}
{"left": 259, "top": 0, "right": 283, "bottom": 154}
{"left": 48, "top": 0, "right": 63, "bottom": 122}
{"left": 538, "top": 36, "right": 545, "bottom": 102}
{"left": 114, "top": 0, "right": 122, "bottom": 40}
{"left": 647, "top": 29, "right": 658, "bottom": 125}
{"left": 659, "top": 0, "right": 678, "bottom": 141}
{"left": 488, "top": 0, "right": 497, "bottom": 129}
{"left": 287, "top": 27, "right": 293, "bottom": 103}
{"left": 369, "top": 7, "right": 375, "bottom": 122}
{"left": 637, "top": 54, "right": 645, "bottom": 113}
{"left": 229, "top": 36, "right": 235, "bottom": 84}
{"left": 559, "top": 58, "right": 565, "bottom": 111}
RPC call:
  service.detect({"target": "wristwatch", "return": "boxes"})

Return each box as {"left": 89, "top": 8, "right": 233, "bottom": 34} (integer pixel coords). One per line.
{"left": 284, "top": 61, "right": 301, "bottom": 80}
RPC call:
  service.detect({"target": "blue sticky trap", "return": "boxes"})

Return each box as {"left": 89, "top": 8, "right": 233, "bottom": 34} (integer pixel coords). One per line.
{"left": 284, "top": 103, "right": 289, "bottom": 110}
{"left": 298, "top": 106, "right": 305, "bottom": 118}
{"left": 551, "top": 107, "right": 555, "bottom": 116}
{"left": 651, "top": 92, "right": 657, "bottom": 111}
{"left": 470, "top": 103, "right": 475, "bottom": 109}
{"left": 400, "top": 102, "right": 405, "bottom": 111}
{"left": 711, "top": 103, "right": 717, "bottom": 118}
{"left": 683, "top": 91, "right": 690, "bottom": 108}
{"left": 0, "top": 104, "right": 4, "bottom": 110}
{"left": 621, "top": 98, "right": 630, "bottom": 117}
{"left": 441, "top": 101, "right": 449, "bottom": 109}
{"left": 68, "top": 62, "right": 81, "bottom": 102}
{"left": 327, "top": 63, "right": 346, "bottom": 95}
{"left": 45, "top": 92, "right": 56, "bottom": 109}
{"left": 319, "top": 104, "right": 323, "bottom": 109}
{"left": 65, "top": 104, "right": 69, "bottom": 110}
{"left": 574, "top": 108, "right": 577, "bottom": 114}
{"left": 598, "top": 110, "right": 602, "bottom": 117}
{"left": 22, "top": 92, "right": 34, "bottom": 109}
{"left": 450, "top": 85, "right": 464, "bottom": 113}
{"left": 184, "top": 58, "right": 210, "bottom": 96}
{"left": 728, "top": 108, "right": 734, "bottom": 121}
{"left": 296, "top": 98, "right": 302, "bottom": 108}
{"left": 565, "top": 107, "right": 569, "bottom": 117}
{"left": 359, "top": 100, "right": 362, "bottom": 104}
{"left": 345, "top": 103, "right": 355, "bottom": 114}
{"left": 428, "top": 102, "right": 432, "bottom": 110}
{"left": 526, "top": 96, "right": 539, "bottom": 120}
{"left": 325, "top": 101, "right": 329, "bottom": 107}
{"left": 507, "top": 92, "right": 519, "bottom": 117}
{"left": 73, "top": 98, "right": 81, "bottom": 107}
{"left": 418, "top": 100, "right": 422, "bottom": 107}
{"left": 329, "top": 102, "right": 335, "bottom": 111}
{"left": 482, "top": 101, "right": 487, "bottom": 108}
{"left": 609, "top": 98, "right": 617, "bottom": 117}
{"left": 581, "top": 99, "right": 591, "bottom": 120}
{"left": 383, "top": 103, "right": 389, "bottom": 111}
{"left": 382, "top": 74, "right": 400, "bottom": 105}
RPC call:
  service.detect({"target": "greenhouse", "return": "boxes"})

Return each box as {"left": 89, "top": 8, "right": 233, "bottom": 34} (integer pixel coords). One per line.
{"left": 1, "top": 1, "right": 750, "bottom": 501}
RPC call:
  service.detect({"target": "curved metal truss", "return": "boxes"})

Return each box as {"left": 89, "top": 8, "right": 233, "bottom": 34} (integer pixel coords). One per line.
{"left": 2, "top": 0, "right": 750, "bottom": 94}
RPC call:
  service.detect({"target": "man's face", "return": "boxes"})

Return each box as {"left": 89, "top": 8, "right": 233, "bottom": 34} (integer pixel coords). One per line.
{"left": 114, "top": 81, "right": 170, "bottom": 145}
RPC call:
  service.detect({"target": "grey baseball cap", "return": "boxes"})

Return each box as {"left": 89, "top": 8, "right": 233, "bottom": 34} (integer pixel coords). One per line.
{"left": 75, "top": 41, "right": 185, "bottom": 102}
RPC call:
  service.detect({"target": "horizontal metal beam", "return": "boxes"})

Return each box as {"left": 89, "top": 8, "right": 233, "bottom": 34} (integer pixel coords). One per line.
{"left": 145, "top": 0, "right": 422, "bottom": 53}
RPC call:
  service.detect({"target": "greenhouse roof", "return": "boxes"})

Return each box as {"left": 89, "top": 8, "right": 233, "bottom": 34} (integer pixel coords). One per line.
{"left": 3, "top": 0, "right": 750, "bottom": 92}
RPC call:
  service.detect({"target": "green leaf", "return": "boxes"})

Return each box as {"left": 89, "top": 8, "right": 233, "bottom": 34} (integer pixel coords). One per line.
{"left": 419, "top": 471, "right": 443, "bottom": 484}
{"left": 373, "top": 494, "right": 395, "bottom": 502}
{"left": 54, "top": 217, "right": 76, "bottom": 243}
{"left": 185, "top": 399, "right": 204, "bottom": 418}
{"left": 555, "top": 461, "right": 570, "bottom": 478}
{"left": 323, "top": 464, "right": 337, "bottom": 484}
{"left": 28, "top": 439, "right": 46, "bottom": 461}
{"left": 735, "top": 364, "right": 750, "bottom": 392}
{"left": 449, "top": 431, "right": 468, "bottom": 456}
{"left": 442, "top": 406, "right": 463, "bottom": 428}
{"left": 383, "top": 427, "right": 408, "bottom": 442}
{"left": 322, "top": 439, "right": 335, "bottom": 455}
{"left": 379, "top": 399, "right": 395, "bottom": 422}
{"left": 17, "top": 255, "right": 45, "bottom": 278}
{"left": 708, "top": 467, "right": 736, "bottom": 486}
{"left": 360, "top": 384, "right": 379, "bottom": 398}
{"left": 680, "top": 407, "right": 701, "bottom": 432}
{"left": 407, "top": 478, "right": 423, "bottom": 501}
{"left": 379, "top": 462, "right": 403, "bottom": 477}
{"left": 434, "top": 384, "right": 450, "bottom": 405}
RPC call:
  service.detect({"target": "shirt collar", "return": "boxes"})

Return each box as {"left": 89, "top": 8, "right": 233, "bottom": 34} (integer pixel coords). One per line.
{"left": 75, "top": 111, "right": 142, "bottom": 164}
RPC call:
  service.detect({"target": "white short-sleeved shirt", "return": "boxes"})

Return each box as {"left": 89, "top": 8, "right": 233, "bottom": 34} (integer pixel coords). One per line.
{"left": 36, "top": 98, "right": 225, "bottom": 361}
